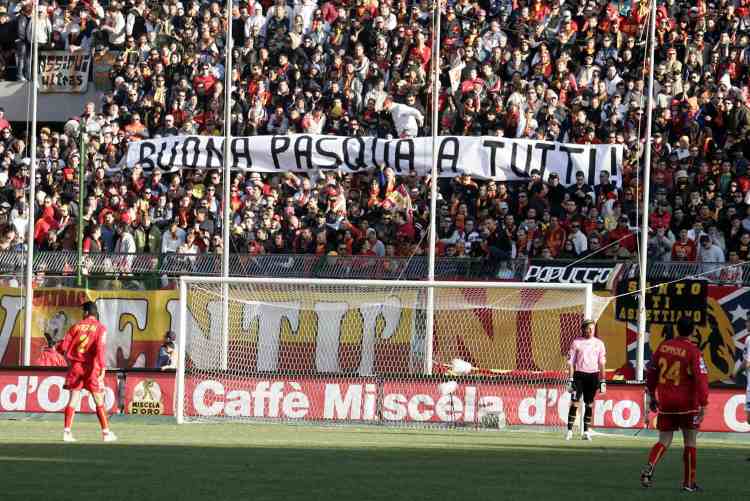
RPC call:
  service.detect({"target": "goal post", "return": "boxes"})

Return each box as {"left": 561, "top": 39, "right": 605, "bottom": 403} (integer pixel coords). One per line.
{"left": 176, "top": 277, "right": 188, "bottom": 424}
{"left": 176, "top": 277, "right": 595, "bottom": 429}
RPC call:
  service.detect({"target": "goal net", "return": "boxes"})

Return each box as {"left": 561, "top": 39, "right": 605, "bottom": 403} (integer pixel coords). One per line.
{"left": 176, "top": 277, "right": 598, "bottom": 431}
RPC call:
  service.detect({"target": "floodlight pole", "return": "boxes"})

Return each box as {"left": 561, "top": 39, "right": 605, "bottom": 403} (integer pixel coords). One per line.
{"left": 220, "top": 0, "right": 234, "bottom": 370}
{"left": 636, "top": 0, "right": 658, "bottom": 381}
{"left": 22, "top": 7, "right": 40, "bottom": 366}
{"left": 425, "top": 0, "right": 442, "bottom": 375}
{"left": 76, "top": 131, "right": 87, "bottom": 287}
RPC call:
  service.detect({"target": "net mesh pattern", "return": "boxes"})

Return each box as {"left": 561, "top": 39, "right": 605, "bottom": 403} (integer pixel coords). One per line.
{"left": 179, "top": 281, "right": 595, "bottom": 430}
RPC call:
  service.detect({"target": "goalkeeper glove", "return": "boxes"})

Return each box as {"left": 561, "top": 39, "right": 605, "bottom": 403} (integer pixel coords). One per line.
{"left": 599, "top": 381, "right": 606, "bottom": 394}
{"left": 566, "top": 377, "right": 575, "bottom": 393}
{"left": 695, "top": 406, "right": 706, "bottom": 425}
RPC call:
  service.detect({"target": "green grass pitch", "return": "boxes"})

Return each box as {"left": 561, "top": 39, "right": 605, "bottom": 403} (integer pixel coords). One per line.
{"left": 1, "top": 417, "right": 749, "bottom": 501}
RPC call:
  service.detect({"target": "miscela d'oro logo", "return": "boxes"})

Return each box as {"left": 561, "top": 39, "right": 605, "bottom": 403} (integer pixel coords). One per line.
{"left": 128, "top": 380, "right": 163, "bottom": 415}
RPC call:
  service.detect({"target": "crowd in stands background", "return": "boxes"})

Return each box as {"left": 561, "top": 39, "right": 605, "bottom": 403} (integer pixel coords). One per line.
{"left": 0, "top": 0, "right": 749, "bottom": 282}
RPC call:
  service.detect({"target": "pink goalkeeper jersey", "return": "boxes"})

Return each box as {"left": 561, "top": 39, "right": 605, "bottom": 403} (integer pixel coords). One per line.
{"left": 568, "top": 337, "right": 606, "bottom": 374}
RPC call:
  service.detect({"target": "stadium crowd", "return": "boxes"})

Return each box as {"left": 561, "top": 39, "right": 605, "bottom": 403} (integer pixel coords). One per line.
{"left": 0, "top": 0, "right": 749, "bottom": 280}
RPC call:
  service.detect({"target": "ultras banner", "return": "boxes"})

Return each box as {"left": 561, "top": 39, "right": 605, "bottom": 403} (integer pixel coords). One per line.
{"left": 124, "top": 135, "right": 624, "bottom": 185}
{"left": 38, "top": 51, "right": 91, "bottom": 93}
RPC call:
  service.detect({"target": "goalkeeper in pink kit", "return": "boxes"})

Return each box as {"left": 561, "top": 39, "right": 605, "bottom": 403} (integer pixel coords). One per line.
{"left": 565, "top": 319, "right": 607, "bottom": 440}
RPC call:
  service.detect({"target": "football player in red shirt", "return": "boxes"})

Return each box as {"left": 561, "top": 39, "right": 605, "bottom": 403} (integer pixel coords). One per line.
{"left": 57, "top": 301, "right": 117, "bottom": 442}
{"left": 640, "top": 316, "right": 709, "bottom": 492}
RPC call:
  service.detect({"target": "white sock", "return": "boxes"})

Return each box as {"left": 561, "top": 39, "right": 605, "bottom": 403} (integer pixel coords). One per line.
{"left": 64, "top": 428, "right": 71, "bottom": 433}
{"left": 102, "top": 428, "right": 110, "bottom": 434}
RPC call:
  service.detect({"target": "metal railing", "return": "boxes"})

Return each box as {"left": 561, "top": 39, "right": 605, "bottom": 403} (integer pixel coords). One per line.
{"left": 3, "top": 251, "right": 749, "bottom": 285}
{"left": 639, "top": 261, "right": 746, "bottom": 285}
{"left": 0, "top": 251, "right": 527, "bottom": 281}
{"left": 536, "top": 259, "right": 746, "bottom": 286}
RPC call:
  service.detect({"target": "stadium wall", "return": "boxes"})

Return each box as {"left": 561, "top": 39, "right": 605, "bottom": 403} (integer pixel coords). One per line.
{"left": 0, "top": 82, "right": 100, "bottom": 123}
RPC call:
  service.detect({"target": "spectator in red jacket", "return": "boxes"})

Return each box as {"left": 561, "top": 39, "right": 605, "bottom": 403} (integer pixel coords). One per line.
{"left": 649, "top": 201, "right": 672, "bottom": 231}
{"left": 607, "top": 216, "right": 636, "bottom": 253}
{"left": 672, "top": 229, "right": 698, "bottom": 262}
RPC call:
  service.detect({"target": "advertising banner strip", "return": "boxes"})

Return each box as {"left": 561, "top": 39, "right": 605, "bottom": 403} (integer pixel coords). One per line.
{"left": 123, "top": 371, "right": 175, "bottom": 417}
{"left": 125, "top": 135, "right": 623, "bottom": 186}
{"left": 2, "top": 370, "right": 747, "bottom": 433}
{"left": 181, "top": 376, "right": 748, "bottom": 432}
{"left": 0, "top": 370, "right": 118, "bottom": 413}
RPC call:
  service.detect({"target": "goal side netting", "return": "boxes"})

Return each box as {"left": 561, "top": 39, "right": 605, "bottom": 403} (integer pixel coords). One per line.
{"left": 176, "top": 278, "right": 604, "bottom": 430}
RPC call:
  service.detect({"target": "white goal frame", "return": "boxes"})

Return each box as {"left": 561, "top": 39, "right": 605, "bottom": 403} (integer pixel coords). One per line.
{"left": 176, "top": 277, "right": 593, "bottom": 424}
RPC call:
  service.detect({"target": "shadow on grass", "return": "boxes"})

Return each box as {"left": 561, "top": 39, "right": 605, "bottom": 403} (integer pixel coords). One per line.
{"left": 1, "top": 440, "right": 749, "bottom": 501}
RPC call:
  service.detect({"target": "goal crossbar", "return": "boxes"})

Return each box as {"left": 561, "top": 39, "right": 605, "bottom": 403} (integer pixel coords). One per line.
{"left": 178, "top": 276, "right": 595, "bottom": 292}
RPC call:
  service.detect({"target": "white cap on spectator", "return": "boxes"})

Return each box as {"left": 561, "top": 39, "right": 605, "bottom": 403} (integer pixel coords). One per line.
{"left": 720, "top": 73, "right": 732, "bottom": 89}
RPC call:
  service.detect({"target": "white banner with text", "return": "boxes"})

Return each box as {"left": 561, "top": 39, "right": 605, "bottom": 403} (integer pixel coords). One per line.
{"left": 125, "top": 135, "right": 623, "bottom": 185}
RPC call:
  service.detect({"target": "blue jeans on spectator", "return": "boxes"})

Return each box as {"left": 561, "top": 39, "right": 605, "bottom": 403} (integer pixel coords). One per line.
{"left": 15, "top": 41, "right": 30, "bottom": 81}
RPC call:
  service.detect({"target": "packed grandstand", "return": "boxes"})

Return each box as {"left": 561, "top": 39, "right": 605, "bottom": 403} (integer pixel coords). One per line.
{"left": 0, "top": 0, "right": 748, "bottom": 283}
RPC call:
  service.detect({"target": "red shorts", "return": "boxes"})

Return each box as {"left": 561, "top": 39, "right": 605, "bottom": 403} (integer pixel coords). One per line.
{"left": 64, "top": 362, "right": 103, "bottom": 393}
{"left": 657, "top": 412, "right": 701, "bottom": 432}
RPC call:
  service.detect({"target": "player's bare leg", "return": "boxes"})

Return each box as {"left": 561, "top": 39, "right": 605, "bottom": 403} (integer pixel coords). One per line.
{"left": 680, "top": 429, "right": 701, "bottom": 492}
{"left": 92, "top": 392, "right": 117, "bottom": 442}
{"left": 63, "top": 390, "right": 81, "bottom": 442}
{"left": 641, "top": 431, "right": 673, "bottom": 488}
